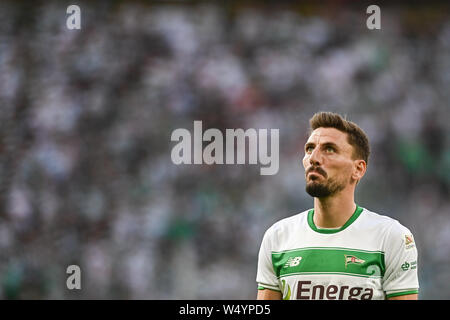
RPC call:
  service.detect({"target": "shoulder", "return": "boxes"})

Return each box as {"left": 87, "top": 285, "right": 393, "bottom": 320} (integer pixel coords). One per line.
{"left": 262, "top": 210, "right": 309, "bottom": 242}
{"left": 360, "top": 207, "right": 397, "bottom": 225}
{"left": 359, "top": 207, "right": 408, "bottom": 231}
{"left": 360, "top": 208, "right": 415, "bottom": 249}
{"left": 268, "top": 210, "right": 308, "bottom": 232}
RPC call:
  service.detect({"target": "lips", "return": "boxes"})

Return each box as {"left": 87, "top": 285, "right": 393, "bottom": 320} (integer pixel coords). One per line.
{"left": 306, "top": 167, "right": 327, "bottom": 178}
{"left": 308, "top": 171, "right": 323, "bottom": 178}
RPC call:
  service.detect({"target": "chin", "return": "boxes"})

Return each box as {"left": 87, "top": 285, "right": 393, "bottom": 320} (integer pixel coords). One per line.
{"left": 305, "top": 182, "right": 332, "bottom": 198}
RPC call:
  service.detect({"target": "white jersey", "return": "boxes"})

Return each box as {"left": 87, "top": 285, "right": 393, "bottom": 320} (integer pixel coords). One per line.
{"left": 256, "top": 206, "right": 419, "bottom": 300}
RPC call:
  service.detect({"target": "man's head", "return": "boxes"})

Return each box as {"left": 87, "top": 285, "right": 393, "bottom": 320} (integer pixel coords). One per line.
{"left": 302, "top": 112, "right": 370, "bottom": 198}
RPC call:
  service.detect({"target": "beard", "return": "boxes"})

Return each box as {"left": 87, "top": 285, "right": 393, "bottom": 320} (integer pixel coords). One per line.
{"left": 305, "top": 175, "right": 346, "bottom": 198}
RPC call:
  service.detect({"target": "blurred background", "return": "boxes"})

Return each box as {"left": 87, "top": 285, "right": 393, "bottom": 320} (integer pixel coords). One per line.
{"left": 0, "top": 0, "right": 449, "bottom": 299}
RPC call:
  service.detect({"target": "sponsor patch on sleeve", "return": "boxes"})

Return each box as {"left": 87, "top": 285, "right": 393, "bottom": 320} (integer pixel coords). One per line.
{"left": 404, "top": 234, "right": 415, "bottom": 250}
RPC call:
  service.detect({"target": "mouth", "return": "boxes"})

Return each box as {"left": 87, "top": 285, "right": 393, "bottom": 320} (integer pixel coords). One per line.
{"left": 307, "top": 172, "right": 323, "bottom": 181}
{"left": 306, "top": 168, "right": 327, "bottom": 179}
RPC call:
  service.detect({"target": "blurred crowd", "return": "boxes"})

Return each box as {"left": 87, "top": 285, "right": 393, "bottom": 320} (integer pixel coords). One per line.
{"left": 0, "top": 1, "right": 449, "bottom": 299}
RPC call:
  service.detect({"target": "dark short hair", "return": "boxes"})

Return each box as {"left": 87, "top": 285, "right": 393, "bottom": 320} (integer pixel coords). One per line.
{"left": 309, "top": 112, "right": 370, "bottom": 165}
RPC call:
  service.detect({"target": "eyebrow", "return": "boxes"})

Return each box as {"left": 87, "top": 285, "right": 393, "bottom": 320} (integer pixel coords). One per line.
{"left": 304, "top": 141, "right": 339, "bottom": 150}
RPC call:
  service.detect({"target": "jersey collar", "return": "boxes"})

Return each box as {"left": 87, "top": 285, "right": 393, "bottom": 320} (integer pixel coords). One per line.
{"left": 307, "top": 205, "right": 363, "bottom": 234}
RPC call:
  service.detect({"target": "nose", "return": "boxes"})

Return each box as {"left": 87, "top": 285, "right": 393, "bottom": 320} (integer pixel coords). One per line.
{"left": 309, "top": 147, "right": 322, "bottom": 166}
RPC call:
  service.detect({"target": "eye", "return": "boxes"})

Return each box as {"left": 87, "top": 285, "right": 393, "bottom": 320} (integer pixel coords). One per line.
{"left": 305, "top": 146, "right": 314, "bottom": 153}
{"left": 325, "top": 146, "right": 335, "bottom": 153}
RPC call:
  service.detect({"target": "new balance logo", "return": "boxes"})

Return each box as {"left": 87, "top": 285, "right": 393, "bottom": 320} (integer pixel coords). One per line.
{"left": 283, "top": 256, "right": 302, "bottom": 268}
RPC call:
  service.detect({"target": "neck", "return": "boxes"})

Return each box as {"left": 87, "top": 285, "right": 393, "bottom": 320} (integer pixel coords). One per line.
{"left": 313, "top": 189, "right": 356, "bottom": 229}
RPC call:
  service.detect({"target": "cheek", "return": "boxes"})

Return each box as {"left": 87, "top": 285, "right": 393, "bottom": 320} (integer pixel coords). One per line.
{"left": 329, "top": 161, "right": 353, "bottom": 178}
{"left": 342, "top": 163, "right": 356, "bottom": 179}
{"left": 302, "top": 154, "right": 308, "bottom": 169}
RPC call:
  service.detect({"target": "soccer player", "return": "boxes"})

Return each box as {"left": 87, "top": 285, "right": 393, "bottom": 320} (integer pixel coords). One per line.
{"left": 256, "top": 112, "right": 419, "bottom": 300}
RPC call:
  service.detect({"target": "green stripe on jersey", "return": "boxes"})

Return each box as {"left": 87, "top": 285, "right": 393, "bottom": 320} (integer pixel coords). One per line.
{"left": 386, "top": 290, "right": 419, "bottom": 298}
{"left": 272, "top": 247, "right": 385, "bottom": 279}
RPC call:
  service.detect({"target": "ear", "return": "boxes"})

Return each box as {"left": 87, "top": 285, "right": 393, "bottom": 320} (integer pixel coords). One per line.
{"left": 352, "top": 160, "right": 367, "bottom": 182}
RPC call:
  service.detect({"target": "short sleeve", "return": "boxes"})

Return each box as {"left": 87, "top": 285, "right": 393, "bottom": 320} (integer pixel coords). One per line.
{"left": 382, "top": 221, "right": 419, "bottom": 298}
{"left": 256, "top": 227, "right": 281, "bottom": 291}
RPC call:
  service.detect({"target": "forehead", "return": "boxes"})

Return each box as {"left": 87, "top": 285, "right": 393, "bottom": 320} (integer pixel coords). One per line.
{"left": 306, "top": 127, "right": 350, "bottom": 147}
